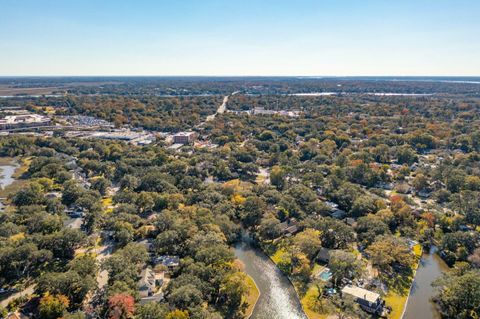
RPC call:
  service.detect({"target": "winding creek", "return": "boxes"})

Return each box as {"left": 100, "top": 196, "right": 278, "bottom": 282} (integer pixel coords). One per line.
{"left": 235, "top": 235, "right": 448, "bottom": 319}
{"left": 0, "top": 162, "right": 18, "bottom": 210}
{"left": 0, "top": 158, "right": 449, "bottom": 319}
{"left": 234, "top": 236, "right": 307, "bottom": 319}
{"left": 403, "top": 246, "right": 448, "bottom": 319}
{"left": 0, "top": 163, "right": 18, "bottom": 189}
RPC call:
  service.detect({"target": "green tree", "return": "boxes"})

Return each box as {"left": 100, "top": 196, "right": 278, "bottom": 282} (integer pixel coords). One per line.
{"left": 446, "top": 169, "right": 466, "bottom": 193}
{"left": 218, "top": 272, "right": 249, "bottom": 315}
{"left": 36, "top": 270, "right": 96, "bottom": 309}
{"left": 166, "top": 310, "right": 190, "bottom": 319}
{"left": 68, "top": 254, "right": 97, "bottom": 277}
{"left": 241, "top": 196, "right": 267, "bottom": 227}
{"left": 413, "top": 173, "right": 429, "bottom": 191}
{"left": 11, "top": 182, "right": 44, "bottom": 206}
{"left": 0, "top": 243, "right": 52, "bottom": 281}
{"left": 318, "top": 218, "right": 355, "bottom": 249}
{"left": 293, "top": 229, "right": 321, "bottom": 260}
{"left": 168, "top": 284, "right": 203, "bottom": 309}
{"left": 135, "top": 303, "right": 168, "bottom": 319}
{"left": 62, "top": 180, "right": 84, "bottom": 206}
{"left": 258, "top": 216, "right": 283, "bottom": 240}
{"left": 355, "top": 214, "right": 390, "bottom": 246}
{"left": 331, "top": 294, "right": 364, "bottom": 319}
{"left": 433, "top": 269, "right": 480, "bottom": 319}
{"left": 38, "top": 293, "right": 69, "bottom": 319}
{"left": 366, "top": 235, "right": 415, "bottom": 276}
{"left": 350, "top": 195, "right": 377, "bottom": 217}
{"left": 270, "top": 165, "right": 286, "bottom": 189}
{"left": 328, "top": 250, "right": 361, "bottom": 287}
{"left": 396, "top": 146, "right": 417, "bottom": 165}
{"left": 136, "top": 192, "right": 155, "bottom": 213}
{"left": 90, "top": 177, "right": 112, "bottom": 196}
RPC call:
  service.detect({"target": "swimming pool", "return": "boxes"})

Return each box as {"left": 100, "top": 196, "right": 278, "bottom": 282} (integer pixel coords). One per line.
{"left": 319, "top": 268, "right": 332, "bottom": 281}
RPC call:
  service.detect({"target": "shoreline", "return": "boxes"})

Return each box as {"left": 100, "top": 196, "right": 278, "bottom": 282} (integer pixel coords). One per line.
{"left": 262, "top": 242, "right": 424, "bottom": 319}
{"left": 236, "top": 233, "right": 308, "bottom": 318}
{"left": 260, "top": 243, "right": 314, "bottom": 319}
{"left": 386, "top": 244, "right": 423, "bottom": 319}
{"left": 0, "top": 157, "right": 29, "bottom": 198}
{"left": 244, "top": 274, "right": 260, "bottom": 319}
{"left": 399, "top": 254, "right": 422, "bottom": 319}
{"left": 401, "top": 245, "right": 447, "bottom": 319}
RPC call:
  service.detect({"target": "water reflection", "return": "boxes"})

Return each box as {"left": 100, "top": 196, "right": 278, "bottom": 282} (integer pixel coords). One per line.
{"left": 0, "top": 164, "right": 17, "bottom": 189}
{"left": 234, "top": 238, "right": 307, "bottom": 319}
{"left": 403, "top": 246, "right": 448, "bottom": 319}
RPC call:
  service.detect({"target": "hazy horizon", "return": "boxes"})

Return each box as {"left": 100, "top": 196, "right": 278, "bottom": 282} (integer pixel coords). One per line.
{"left": 1, "top": 76, "right": 480, "bottom": 79}
{"left": 1, "top": 0, "right": 480, "bottom": 76}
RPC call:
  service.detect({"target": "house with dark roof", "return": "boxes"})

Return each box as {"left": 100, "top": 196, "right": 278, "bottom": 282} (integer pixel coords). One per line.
{"left": 344, "top": 217, "right": 356, "bottom": 227}
{"left": 278, "top": 219, "right": 300, "bottom": 237}
{"left": 417, "top": 189, "right": 432, "bottom": 198}
{"left": 374, "top": 182, "right": 394, "bottom": 190}
{"left": 324, "top": 201, "right": 347, "bottom": 219}
{"left": 153, "top": 255, "right": 180, "bottom": 269}
{"left": 331, "top": 209, "right": 347, "bottom": 219}
{"left": 316, "top": 247, "right": 342, "bottom": 263}
{"left": 136, "top": 239, "right": 154, "bottom": 253}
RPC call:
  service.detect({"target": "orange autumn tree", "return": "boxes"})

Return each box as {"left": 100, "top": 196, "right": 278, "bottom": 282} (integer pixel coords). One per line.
{"left": 108, "top": 294, "right": 135, "bottom": 319}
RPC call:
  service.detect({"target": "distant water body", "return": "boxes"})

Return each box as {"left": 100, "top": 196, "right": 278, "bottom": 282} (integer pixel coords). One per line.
{"left": 434, "top": 80, "right": 480, "bottom": 84}
{"left": 296, "top": 76, "right": 480, "bottom": 84}
{"left": 289, "top": 92, "right": 433, "bottom": 96}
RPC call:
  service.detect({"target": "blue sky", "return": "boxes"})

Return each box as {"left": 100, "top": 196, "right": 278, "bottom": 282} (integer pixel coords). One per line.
{"left": 1, "top": 0, "right": 479, "bottom": 76}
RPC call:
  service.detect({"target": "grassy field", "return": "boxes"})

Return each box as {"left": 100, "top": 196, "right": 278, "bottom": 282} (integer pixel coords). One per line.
{"left": 0, "top": 157, "right": 16, "bottom": 166}
{"left": 271, "top": 247, "right": 288, "bottom": 264}
{"left": 0, "top": 85, "right": 61, "bottom": 95}
{"left": 243, "top": 275, "right": 260, "bottom": 318}
{"left": 301, "top": 285, "right": 330, "bottom": 319}
{"left": 0, "top": 82, "right": 120, "bottom": 96}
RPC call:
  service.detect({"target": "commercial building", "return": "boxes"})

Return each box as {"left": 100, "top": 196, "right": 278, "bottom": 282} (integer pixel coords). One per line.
{"left": 173, "top": 131, "right": 197, "bottom": 144}
{"left": 65, "top": 130, "right": 155, "bottom": 145}
{"left": 0, "top": 114, "right": 50, "bottom": 130}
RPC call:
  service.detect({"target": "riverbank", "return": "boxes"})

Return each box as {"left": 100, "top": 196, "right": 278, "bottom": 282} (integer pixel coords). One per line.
{"left": 403, "top": 246, "right": 448, "bottom": 319}
{"left": 244, "top": 275, "right": 260, "bottom": 318}
{"left": 384, "top": 243, "right": 423, "bottom": 319}
{"left": 267, "top": 241, "right": 424, "bottom": 319}
{"left": 269, "top": 246, "right": 330, "bottom": 319}
{"left": 300, "top": 285, "right": 330, "bottom": 319}
{"left": 0, "top": 157, "right": 30, "bottom": 198}
{"left": 234, "top": 237, "right": 307, "bottom": 319}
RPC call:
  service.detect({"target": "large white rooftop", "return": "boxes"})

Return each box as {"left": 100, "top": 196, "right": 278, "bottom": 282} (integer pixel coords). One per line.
{"left": 0, "top": 114, "right": 49, "bottom": 124}
{"left": 341, "top": 285, "right": 380, "bottom": 304}
{"left": 174, "top": 131, "right": 196, "bottom": 137}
